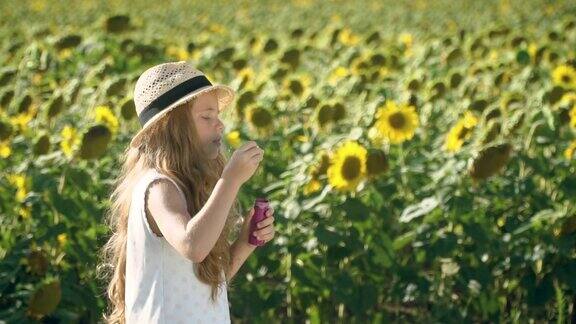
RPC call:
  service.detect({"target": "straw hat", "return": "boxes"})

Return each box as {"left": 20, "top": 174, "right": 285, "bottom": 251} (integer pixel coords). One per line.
{"left": 129, "top": 61, "right": 235, "bottom": 149}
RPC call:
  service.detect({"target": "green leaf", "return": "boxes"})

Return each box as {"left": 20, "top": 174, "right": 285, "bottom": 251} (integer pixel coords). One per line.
{"left": 399, "top": 196, "right": 440, "bottom": 223}
{"left": 348, "top": 283, "right": 378, "bottom": 315}
{"left": 527, "top": 275, "right": 554, "bottom": 306}
{"left": 513, "top": 208, "right": 566, "bottom": 235}
{"left": 393, "top": 230, "right": 417, "bottom": 251}
{"left": 340, "top": 197, "right": 371, "bottom": 221}
{"left": 50, "top": 191, "right": 81, "bottom": 217}
{"left": 314, "top": 226, "right": 341, "bottom": 246}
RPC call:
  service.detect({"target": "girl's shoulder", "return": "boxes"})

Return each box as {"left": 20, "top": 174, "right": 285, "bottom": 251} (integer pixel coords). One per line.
{"left": 140, "top": 168, "right": 186, "bottom": 198}
{"left": 142, "top": 168, "right": 163, "bottom": 179}
{"left": 133, "top": 168, "right": 163, "bottom": 190}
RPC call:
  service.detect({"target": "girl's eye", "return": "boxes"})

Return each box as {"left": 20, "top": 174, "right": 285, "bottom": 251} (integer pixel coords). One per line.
{"left": 202, "top": 116, "right": 211, "bottom": 120}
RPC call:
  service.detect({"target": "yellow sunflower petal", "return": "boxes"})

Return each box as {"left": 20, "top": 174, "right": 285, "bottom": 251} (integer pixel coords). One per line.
{"left": 373, "top": 101, "right": 419, "bottom": 144}
{"left": 327, "top": 141, "right": 368, "bottom": 192}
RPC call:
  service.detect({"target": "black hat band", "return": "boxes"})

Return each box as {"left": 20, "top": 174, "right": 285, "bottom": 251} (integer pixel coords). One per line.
{"left": 138, "top": 74, "right": 212, "bottom": 126}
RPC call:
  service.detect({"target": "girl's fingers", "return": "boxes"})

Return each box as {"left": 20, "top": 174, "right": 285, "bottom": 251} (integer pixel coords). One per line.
{"left": 251, "top": 150, "right": 264, "bottom": 159}
{"left": 255, "top": 225, "right": 275, "bottom": 237}
{"left": 258, "top": 229, "right": 275, "bottom": 241}
{"left": 240, "top": 141, "right": 258, "bottom": 151}
{"left": 258, "top": 216, "right": 275, "bottom": 228}
{"left": 261, "top": 226, "right": 274, "bottom": 236}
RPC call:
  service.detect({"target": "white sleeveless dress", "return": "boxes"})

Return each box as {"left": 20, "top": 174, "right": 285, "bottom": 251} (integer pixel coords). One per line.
{"left": 125, "top": 168, "right": 231, "bottom": 324}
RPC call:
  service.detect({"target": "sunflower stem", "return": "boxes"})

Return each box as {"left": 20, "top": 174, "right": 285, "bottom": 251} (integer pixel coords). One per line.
{"left": 398, "top": 143, "right": 409, "bottom": 196}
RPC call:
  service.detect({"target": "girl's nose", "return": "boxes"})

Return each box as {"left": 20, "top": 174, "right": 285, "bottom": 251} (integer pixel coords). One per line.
{"left": 216, "top": 118, "right": 224, "bottom": 132}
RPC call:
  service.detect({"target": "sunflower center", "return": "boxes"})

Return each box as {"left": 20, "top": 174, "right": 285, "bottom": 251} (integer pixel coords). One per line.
{"left": 366, "top": 151, "right": 388, "bottom": 175}
{"left": 457, "top": 126, "right": 471, "bottom": 140}
{"left": 562, "top": 74, "right": 573, "bottom": 84}
{"left": 251, "top": 108, "right": 273, "bottom": 128}
{"left": 388, "top": 112, "right": 406, "bottom": 129}
{"left": 341, "top": 156, "right": 361, "bottom": 181}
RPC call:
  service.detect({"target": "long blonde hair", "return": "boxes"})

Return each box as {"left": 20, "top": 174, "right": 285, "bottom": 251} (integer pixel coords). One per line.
{"left": 97, "top": 97, "right": 242, "bottom": 324}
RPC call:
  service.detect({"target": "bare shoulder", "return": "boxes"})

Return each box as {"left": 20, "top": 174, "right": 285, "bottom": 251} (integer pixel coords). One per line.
{"left": 146, "top": 178, "right": 187, "bottom": 213}
{"left": 144, "top": 178, "right": 190, "bottom": 237}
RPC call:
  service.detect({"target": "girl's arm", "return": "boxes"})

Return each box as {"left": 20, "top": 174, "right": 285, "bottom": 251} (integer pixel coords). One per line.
{"left": 146, "top": 175, "right": 242, "bottom": 263}
{"left": 226, "top": 239, "right": 256, "bottom": 281}
{"left": 226, "top": 206, "right": 276, "bottom": 280}
{"left": 185, "top": 176, "right": 242, "bottom": 262}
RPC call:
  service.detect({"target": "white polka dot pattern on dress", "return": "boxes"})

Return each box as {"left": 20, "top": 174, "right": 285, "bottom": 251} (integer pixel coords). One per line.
{"left": 125, "top": 168, "right": 231, "bottom": 323}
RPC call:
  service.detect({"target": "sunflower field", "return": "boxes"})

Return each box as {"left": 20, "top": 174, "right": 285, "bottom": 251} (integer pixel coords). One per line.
{"left": 1, "top": 0, "right": 576, "bottom": 322}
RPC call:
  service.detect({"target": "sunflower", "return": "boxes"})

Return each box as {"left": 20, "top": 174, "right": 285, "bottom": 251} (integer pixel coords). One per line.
{"left": 8, "top": 174, "right": 28, "bottom": 202}
{"left": 29, "top": 0, "right": 46, "bottom": 12}
{"left": 303, "top": 150, "right": 330, "bottom": 195}
{"left": 327, "top": 141, "right": 367, "bottom": 192}
{"left": 27, "top": 280, "right": 61, "bottom": 320}
{"left": 226, "top": 130, "right": 242, "bottom": 149}
{"left": 248, "top": 35, "right": 263, "bottom": 53}
{"left": 26, "top": 249, "right": 48, "bottom": 276}
{"left": 237, "top": 67, "right": 256, "bottom": 89}
{"left": 282, "top": 74, "right": 312, "bottom": 98}
{"left": 500, "top": 92, "right": 524, "bottom": 111}
{"left": 552, "top": 65, "right": 576, "bottom": 89}
{"left": 60, "top": 125, "right": 80, "bottom": 158}
{"left": 120, "top": 98, "right": 136, "bottom": 121}
{"left": 58, "top": 49, "right": 73, "bottom": 60}
{"left": 557, "top": 92, "right": 576, "bottom": 125}
{"left": 93, "top": 105, "right": 119, "bottom": 134}
{"left": 10, "top": 104, "right": 37, "bottom": 132}
{"left": 303, "top": 178, "right": 322, "bottom": 196}
{"left": 338, "top": 28, "right": 360, "bottom": 46}
{"left": 370, "top": 101, "right": 419, "bottom": 144}
{"left": 315, "top": 103, "right": 333, "bottom": 129}
{"left": 33, "top": 133, "right": 50, "bottom": 155}
{"left": 245, "top": 106, "right": 273, "bottom": 133}
{"left": 309, "top": 149, "right": 330, "bottom": 178}
{"left": 445, "top": 123, "right": 470, "bottom": 152}
{"left": 570, "top": 105, "right": 576, "bottom": 128}
{"left": 365, "top": 148, "right": 389, "bottom": 177}
{"left": 462, "top": 111, "right": 479, "bottom": 128}
{"left": 0, "top": 116, "right": 12, "bottom": 139}
{"left": 444, "top": 111, "right": 479, "bottom": 152}
{"left": 165, "top": 45, "right": 189, "bottom": 61}
{"left": 399, "top": 32, "right": 413, "bottom": 47}
{"left": 79, "top": 125, "right": 112, "bottom": 160}
{"left": 565, "top": 140, "right": 576, "bottom": 160}
{"left": 328, "top": 66, "right": 349, "bottom": 86}
{"left": 398, "top": 32, "right": 414, "bottom": 57}
{"left": 559, "top": 92, "right": 576, "bottom": 108}
{"left": 350, "top": 52, "right": 371, "bottom": 76}
{"left": 469, "top": 142, "right": 513, "bottom": 180}
{"left": 0, "top": 140, "right": 11, "bottom": 158}
{"left": 57, "top": 233, "right": 68, "bottom": 247}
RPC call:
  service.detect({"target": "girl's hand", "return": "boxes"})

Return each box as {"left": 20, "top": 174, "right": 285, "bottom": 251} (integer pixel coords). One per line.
{"left": 222, "top": 141, "right": 264, "bottom": 186}
{"left": 239, "top": 206, "right": 276, "bottom": 247}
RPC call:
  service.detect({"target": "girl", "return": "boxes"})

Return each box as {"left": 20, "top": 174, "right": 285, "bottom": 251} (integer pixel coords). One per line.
{"left": 99, "top": 61, "right": 276, "bottom": 323}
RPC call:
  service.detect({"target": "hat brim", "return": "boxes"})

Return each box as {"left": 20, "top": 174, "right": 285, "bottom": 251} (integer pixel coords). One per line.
{"left": 129, "top": 84, "right": 235, "bottom": 149}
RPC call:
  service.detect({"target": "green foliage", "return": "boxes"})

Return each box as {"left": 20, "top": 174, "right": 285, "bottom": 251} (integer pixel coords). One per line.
{"left": 1, "top": 0, "right": 576, "bottom": 323}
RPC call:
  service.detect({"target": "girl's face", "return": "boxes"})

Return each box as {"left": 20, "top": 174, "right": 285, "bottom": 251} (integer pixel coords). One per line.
{"left": 191, "top": 91, "right": 225, "bottom": 159}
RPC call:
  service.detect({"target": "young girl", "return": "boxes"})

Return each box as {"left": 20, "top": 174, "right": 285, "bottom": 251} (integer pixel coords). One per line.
{"left": 99, "top": 61, "right": 276, "bottom": 323}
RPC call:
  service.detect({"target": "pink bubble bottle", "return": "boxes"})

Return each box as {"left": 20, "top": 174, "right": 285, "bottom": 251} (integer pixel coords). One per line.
{"left": 249, "top": 197, "right": 270, "bottom": 246}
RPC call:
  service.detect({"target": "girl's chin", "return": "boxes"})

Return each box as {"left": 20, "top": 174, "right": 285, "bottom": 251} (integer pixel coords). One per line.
{"left": 204, "top": 144, "right": 221, "bottom": 159}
